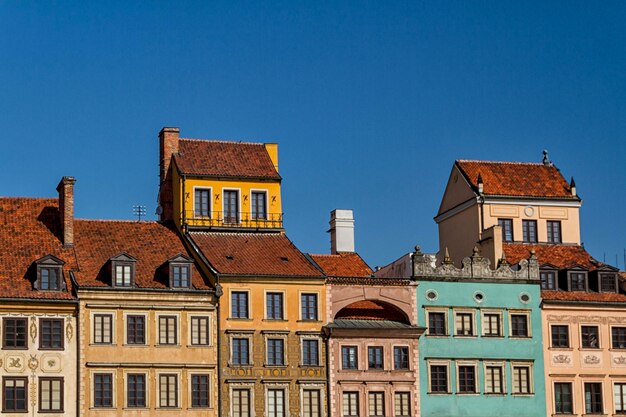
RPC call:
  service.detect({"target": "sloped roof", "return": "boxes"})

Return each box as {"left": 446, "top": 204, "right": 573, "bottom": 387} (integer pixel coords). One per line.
{"left": 456, "top": 160, "right": 575, "bottom": 198}
{"left": 175, "top": 139, "right": 281, "bottom": 179}
{"left": 503, "top": 243, "right": 601, "bottom": 270}
{"left": 309, "top": 253, "right": 372, "bottom": 277}
{"left": 541, "top": 290, "right": 626, "bottom": 303}
{"left": 73, "top": 220, "right": 210, "bottom": 289}
{"left": 0, "top": 197, "right": 76, "bottom": 300}
{"left": 188, "top": 232, "right": 323, "bottom": 277}
{"left": 335, "top": 300, "right": 408, "bottom": 322}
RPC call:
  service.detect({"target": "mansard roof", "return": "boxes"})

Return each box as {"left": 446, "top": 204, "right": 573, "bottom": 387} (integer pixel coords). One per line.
{"left": 174, "top": 138, "right": 281, "bottom": 180}
{"left": 503, "top": 243, "right": 603, "bottom": 271}
{"left": 308, "top": 253, "right": 373, "bottom": 277}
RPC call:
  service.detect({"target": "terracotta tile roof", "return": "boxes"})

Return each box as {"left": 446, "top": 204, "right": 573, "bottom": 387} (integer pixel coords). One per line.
{"left": 541, "top": 290, "right": 626, "bottom": 303}
{"left": 175, "top": 139, "right": 281, "bottom": 179}
{"left": 189, "top": 232, "right": 323, "bottom": 277}
{"left": 503, "top": 243, "right": 601, "bottom": 270}
{"left": 0, "top": 198, "right": 76, "bottom": 300}
{"left": 456, "top": 160, "right": 575, "bottom": 198}
{"left": 335, "top": 300, "right": 408, "bottom": 322}
{"left": 73, "top": 220, "right": 210, "bottom": 290}
{"left": 327, "top": 277, "right": 411, "bottom": 286}
{"left": 309, "top": 253, "right": 373, "bottom": 277}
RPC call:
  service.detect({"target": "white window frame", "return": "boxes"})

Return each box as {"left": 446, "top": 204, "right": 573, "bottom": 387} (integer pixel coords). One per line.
{"left": 222, "top": 187, "right": 242, "bottom": 224}
{"left": 124, "top": 370, "right": 149, "bottom": 409}
{"left": 188, "top": 372, "right": 213, "bottom": 409}
{"left": 425, "top": 308, "right": 448, "bottom": 336}
{"left": 230, "top": 288, "right": 251, "bottom": 320}
{"left": 300, "top": 383, "right": 325, "bottom": 417}
{"left": 229, "top": 332, "right": 254, "bottom": 366}
{"left": 426, "top": 359, "right": 450, "bottom": 394}
{"left": 90, "top": 370, "right": 116, "bottom": 409}
{"left": 249, "top": 188, "right": 269, "bottom": 220}
{"left": 157, "top": 371, "right": 181, "bottom": 409}
{"left": 188, "top": 313, "right": 212, "bottom": 347}
{"left": 229, "top": 382, "right": 254, "bottom": 417}
{"left": 481, "top": 309, "right": 503, "bottom": 337}
{"left": 91, "top": 311, "right": 116, "bottom": 345}
{"left": 508, "top": 309, "right": 532, "bottom": 338}
{"left": 510, "top": 362, "right": 534, "bottom": 395}
{"left": 393, "top": 390, "right": 411, "bottom": 417}
{"left": 265, "top": 382, "right": 289, "bottom": 417}
{"left": 299, "top": 290, "right": 321, "bottom": 321}
{"left": 300, "top": 335, "right": 322, "bottom": 367}
{"left": 156, "top": 312, "right": 180, "bottom": 346}
{"left": 123, "top": 311, "right": 148, "bottom": 346}
{"left": 264, "top": 332, "right": 288, "bottom": 366}
{"left": 453, "top": 309, "right": 476, "bottom": 337}
{"left": 264, "top": 289, "right": 287, "bottom": 320}
{"left": 483, "top": 361, "right": 506, "bottom": 395}
{"left": 456, "top": 360, "right": 479, "bottom": 395}
{"left": 193, "top": 186, "right": 212, "bottom": 218}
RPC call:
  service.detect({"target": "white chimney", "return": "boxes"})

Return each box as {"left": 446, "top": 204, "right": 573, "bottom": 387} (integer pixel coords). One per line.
{"left": 329, "top": 209, "right": 355, "bottom": 254}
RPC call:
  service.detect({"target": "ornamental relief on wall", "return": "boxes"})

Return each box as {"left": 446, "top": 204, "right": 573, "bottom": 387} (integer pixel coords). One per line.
{"left": 552, "top": 353, "right": 572, "bottom": 366}
{"left": 612, "top": 354, "right": 626, "bottom": 367}
{"left": 41, "top": 354, "right": 62, "bottom": 373}
{"left": 3, "top": 354, "right": 26, "bottom": 372}
{"left": 546, "top": 315, "right": 607, "bottom": 324}
{"left": 582, "top": 355, "right": 601, "bottom": 367}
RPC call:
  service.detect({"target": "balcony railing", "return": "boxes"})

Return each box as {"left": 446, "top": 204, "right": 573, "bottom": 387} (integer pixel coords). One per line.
{"left": 183, "top": 210, "right": 283, "bottom": 230}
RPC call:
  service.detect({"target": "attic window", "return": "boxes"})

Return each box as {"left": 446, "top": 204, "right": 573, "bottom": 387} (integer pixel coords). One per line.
{"left": 168, "top": 254, "right": 193, "bottom": 289}
{"left": 110, "top": 253, "right": 137, "bottom": 288}
{"left": 600, "top": 273, "right": 617, "bottom": 293}
{"left": 34, "top": 255, "right": 65, "bottom": 291}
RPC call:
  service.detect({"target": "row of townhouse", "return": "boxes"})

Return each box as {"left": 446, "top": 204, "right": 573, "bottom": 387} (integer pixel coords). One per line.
{"left": 0, "top": 126, "right": 623, "bottom": 417}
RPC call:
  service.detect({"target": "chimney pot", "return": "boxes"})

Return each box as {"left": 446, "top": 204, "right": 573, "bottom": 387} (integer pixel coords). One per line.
{"left": 329, "top": 209, "right": 355, "bottom": 254}
{"left": 56, "top": 176, "right": 76, "bottom": 248}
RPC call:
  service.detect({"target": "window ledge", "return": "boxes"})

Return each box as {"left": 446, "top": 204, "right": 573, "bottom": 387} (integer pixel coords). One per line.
{"left": 548, "top": 347, "right": 573, "bottom": 351}
{"left": 426, "top": 334, "right": 449, "bottom": 338}
{"left": 1, "top": 347, "right": 29, "bottom": 350}
{"left": 156, "top": 344, "right": 181, "bottom": 348}
{"left": 297, "top": 320, "right": 322, "bottom": 323}
{"left": 264, "top": 365, "right": 288, "bottom": 368}
{"left": 122, "top": 344, "right": 148, "bottom": 347}
{"left": 453, "top": 335, "right": 477, "bottom": 338}
{"left": 427, "top": 391, "right": 450, "bottom": 395}
{"left": 227, "top": 318, "right": 253, "bottom": 321}
{"left": 262, "top": 319, "right": 288, "bottom": 322}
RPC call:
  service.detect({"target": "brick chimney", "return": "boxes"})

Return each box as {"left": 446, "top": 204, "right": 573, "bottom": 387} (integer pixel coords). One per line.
{"left": 56, "top": 176, "right": 76, "bottom": 248}
{"left": 329, "top": 209, "right": 355, "bottom": 254}
{"left": 158, "top": 127, "right": 180, "bottom": 222}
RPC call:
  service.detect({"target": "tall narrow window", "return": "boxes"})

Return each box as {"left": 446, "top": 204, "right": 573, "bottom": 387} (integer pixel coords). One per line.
{"left": 232, "top": 388, "right": 250, "bottom": 417}
{"left": 554, "top": 382, "right": 573, "bottom": 414}
{"left": 39, "top": 318, "right": 64, "bottom": 349}
{"left": 191, "top": 316, "right": 210, "bottom": 346}
{"left": 581, "top": 326, "right": 599, "bottom": 348}
{"left": 394, "top": 346, "right": 409, "bottom": 370}
{"left": 93, "top": 314, "right": 113, "bottom": 344}
{"left": 194, "top": 189, "right": 211, "bottom": 217}
{"left": 224, "top": 190, "right": 239, "bottom": 224}
{"left": 368, "top": 346, "right": 384, "bottom": 369}
{"left": 39, "top": 377, "right": 63, "bottom": 412}
{"left": 455, "top": 312, "right": 474, "bottom": 336}
{"left": 302, "top": 389, "right": 321, "bottom": 417}
{"left": 191, "top": 375, "right": 209, "bottom": 408}
{"left": 522, "top": 220, "right": 537, "bottom": 243}
{"left": 301, "top": 293, "right": 318, "bottom": 321}
{"left": 267, "top": 389, "right": 285, "bottom": 417}
{"left": 231, "top": 291, "right": 249, "bottom": 319}
{"left": 540, "top": 270, "right": 557, "bottom": 290}
{"left": 251, "top": 191, "right": 267, "bottom": 220}
{"left": 510, "top": 314, "right": 529, "bottom": 338}
{"left": 342, "top": 346, "right": 358, "bottom": 369}
{"left": 551, "top": 325, "right": 569, "bottom": 348}
{"left": 343, "top": 392, "right": 359, "bottom": 417}
{"left": 570, "top": 272, "right": 587, "bottom": 291}
{"left": 3, "top": 318, "right": 27, "bottom": 349}
{"left": 40, "top": 267, "right": 60, "bottom": 290}
{"left": 159, "top": 374, "right": 178, "bottom": 408}
{"left": 267, "top": 339, "right": 285, "bottom": 366}
{"left": 114, "top": 264, "right": 133, "bottom": 287}
{"left": 394, "top": 392, "right": 411, "bottom": 417}
{"left": 232, "top": 338, "right": 250, "bottom": 365}
{"left": 458, "top": 365, "right": 476, "bottom": 393}
{"left": 127, "top": 315, "right": 145, "bottom": 345}
{"left": 428, "top": 312, "right": 446, "bottom": 336}
{"left": 127, "top": 374, "right": 146, "bottom": 408}
{"left": 158, "top": 316, "right": 177, "bottom": 345}
{"left": 368, "top": 392, "right": 385, "bottom": 417}
{"left": 429, "top": 365, "right": 448, "bottom": 393}
{"left": 485, "top": 365, "right": 504, "bottom": 394}
{"left": 547, "top": 220, "right": 562, "bottom": 243}
{"left": 171, "top": 265, "right": 190, "bottom": 288}
{"left": 512, "top": 365, "right": 531, "bottom": 394}
{"left": 585, "top": 382, "right": 603, "bottom": 414}
{"left": 612, "top": 327, "right": 626, "bottom": 349}
{"left": 3, "top": 377, "right": 28, "bottom": 412}
{"left": 498, "top": 218, "right": 513, "bottom": 242}
{"left": 93, "top": 374, "right": 113, "bottom": 408}
{"left": 615, "top": 383, "right": 626, "bottom": 414}
{"left": 482, "top": 313, "right": 501, "bottom": 337}
{"left": 302, "top": 339, "right": 319, "bottom": 366}
{"left": 266, "top": 292, "right": 284, "bottom": 320}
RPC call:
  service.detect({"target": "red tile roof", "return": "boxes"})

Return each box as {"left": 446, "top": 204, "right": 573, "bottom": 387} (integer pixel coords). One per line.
{"left": 0, "top": 198, "right": 76, "bottom": 300}
{"left": 309, "top": 253, "right": 372, "bottom": 277}
{"left": 456, "top": 160, "right": 575, "bottom": 198}
{"left": 503, "top": 243, "right": 601, "bottom": 270}
{"left": 541, "top": 290, "right": 626, "bottom": 303}
{"left": 73, "top": 220, "right": 210, "bottom": 289}
{"left": 335, "top": 300, "right": 408, "bottom": 322}
{"left": 175, "top": 139, "right": 281, "bottom": 179}
{"left": 189, "top": 232, "right": 323, "bottom": 277}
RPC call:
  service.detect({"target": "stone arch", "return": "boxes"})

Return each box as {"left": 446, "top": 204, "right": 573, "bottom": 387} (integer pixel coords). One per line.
{"left": 334, "top": 299, "right": 410, "bottom": 324}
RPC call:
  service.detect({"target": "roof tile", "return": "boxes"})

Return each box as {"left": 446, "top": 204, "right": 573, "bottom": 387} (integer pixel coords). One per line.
{"left": 503, "top": 243, "right": 601, "bottom": 270}
{"left": 309, "top": 253, "right": 372, "bottom": 277}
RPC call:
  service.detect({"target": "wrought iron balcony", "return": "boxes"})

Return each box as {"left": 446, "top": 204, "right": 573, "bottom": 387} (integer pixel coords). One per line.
{"left": 183, "top": 210, "right": 283, "bottom": 230}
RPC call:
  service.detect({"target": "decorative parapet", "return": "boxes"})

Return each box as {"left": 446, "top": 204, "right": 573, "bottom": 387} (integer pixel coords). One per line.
{"left": 412, "top": 245, "right": 539, "bottom": 282}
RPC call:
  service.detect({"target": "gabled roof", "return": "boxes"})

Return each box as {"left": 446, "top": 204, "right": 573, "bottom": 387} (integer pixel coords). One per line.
{"left": 308, "top": 253, "right": 373, "bottom": 277}
{"left": 456, "top": 160, "right": 576, "bottom": 199}
{"left": 188, "top": 232, "right": 323, "bottom": 278}
{"left": 503, "top": 243, "right": 602, "bottom": 270}
{"left": 0, "top": 197, "right": 76, "bottom": 300}
{"left": 174, "top": 139, "right": 281, "bottom": 180}
{"left": 73, "top": 220, "right": 210, "bottom": 290}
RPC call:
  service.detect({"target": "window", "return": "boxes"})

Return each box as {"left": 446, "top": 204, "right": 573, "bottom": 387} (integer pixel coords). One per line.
{"left": 551, "top": 325, "right": 569, "bottom": 348}
{"left": 266, "top": 292, "right": 284, "bottom": 320}
{"left": 302, "top": 339, "right": 319, "bottom": 366}
{"left": 251, "top": 191, "right": 267, "bottom": 220}
{"left": 482, "top": 313, "right": 501, "bottom": 337}
{"left": 368, "top": 346, "right": 384, "bottom": 369}
{"left": 601, "top": 273, "right": 617, "bottom": 292}
{"left": 394, "top": 346, "right": 409, "bottom": 370}
{"left": 127, "top": 315, "right": 145, "bottom": 345}
{"left": 93, "top": 373, "right": 113, "bottom": 408}
{"left": 615, "top": 383, "right": 626, "bottom": 414}
{"left": 3, "top": 318, "right": 27, "bottom": 348}
{"left": 114, "top": 264, "right": 133, "bottom": 287}
{"left": 232, "top": 388, "right": 250, "bottom": 417}
{"left": 342, "top": 346, "right": 358, "bottom": 369}
{"left": 39, "top": 377, "right": 63, "bottom": 412}
{"left": 40, "top": 267, "right": 61, "bottom": 290}
{"left": 93, "top": 314, "right": 113, "bottom": 344}
{"left": 512, "top": 364, "right": 531, "bottom": 394}
{"left": 194, "top": 188, "right": 211, "bottom": 217}
{"left": 368, "top": 392, "right": 384, "bottom": 417}
{"left": 498, "top": 218, "right": 513, "bottom": 242}
{"left": 547, "top": 220, "right": 562, "bottom": 243}
{"left": 343, "top": 392, "right": 359, "bottom": 417}
{"left": 455, "top": 312, "right": 473, "bottom": 336}
{"left": 302, "top": 389, "right": 321, "bottom": 417}
{"left": 159, "top": 374, "right": 178, "bottom": 408}
{"left": 510, "top": 314, "right": 529, "bottom": 338}
{"left": 127, "top": 374, "right": 146, "bottom": 408}
{"left": 554, "top": 382, "right": 573, "bottom": 414}
{"left": 159, "top": 316, "right": 177, "bottom": 345}
{"left": 191, "top": 316, "right": 210, "bottom": 346}
{"left": 40, "top": 318, "right": 64, "bottom": 349}
{"left": 3, "top": 377, "right": 27, "bottom": 412}
{"left": 191, "top": 375, "right": 210, "bottom": 408}
{"left": 267, "top": 339, "right": 285, "bottom": 366}
{"left": 428, "top": 312, "right": 446, "bottom": 336}
{"left": 301, "top": 293, "right": 318, "bottom": 321}
{"left": 522, "top": 220, "right": 537, "bottom": 243}
{"left": 613, "top": 327, "right": 626, "bottom": 349}
{"left": 585, "top": 382, "right": 603, "bottom": 414}
{"left": 224, "top": 190, "right": 239, "bottom": 223}
{"left": 232, "top": 291, "right": 249, "bottom": 319}
{"left": 570, "top": 272, "right": 587, "bottom": 291}
{"left": 485, "top": 365, "right": 504, "bottom": 394}
{"left": 267, "top": 388, "right": 285, "bottom": 417}
{"left": 232, "top": 338, "right": 250, "bottom": 365}
{"left": 394, "top": 392, "right": 410, "bottom": 417}
{"left": 540, "top": 270, "right": 557, "bottom": 290}
{"left": 429, "top": 365, "right": 448, "bottom": 393}
{"left": 458, "top": 365, "right": 476, "bottom": 393}
{"left": 581, "top": 326, "right": 599, "bottom": 348}
{"left": 171, "top": 265, "right": 190, "bottom": 288}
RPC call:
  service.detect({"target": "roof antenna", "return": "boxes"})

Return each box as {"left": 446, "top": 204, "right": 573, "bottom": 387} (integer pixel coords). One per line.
{"left": 133, "top": 205, "right": 146, "bottom": 222}
{"left": 542, "top": 149, "right": 551, "bottom": 166}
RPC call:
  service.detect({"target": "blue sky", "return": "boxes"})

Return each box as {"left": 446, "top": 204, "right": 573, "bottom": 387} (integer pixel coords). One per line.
{"left": 1, "top": 1, "right": 625, "bottom": 269}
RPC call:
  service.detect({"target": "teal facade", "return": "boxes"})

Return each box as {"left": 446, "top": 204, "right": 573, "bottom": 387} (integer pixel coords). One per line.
{"left": 416, "top": 279, "right": 546, "bottom": 417}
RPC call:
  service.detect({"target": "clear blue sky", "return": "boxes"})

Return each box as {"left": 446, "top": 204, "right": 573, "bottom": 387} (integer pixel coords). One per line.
{"left": 1, "top": 1, "right": 625, "bottom": 269}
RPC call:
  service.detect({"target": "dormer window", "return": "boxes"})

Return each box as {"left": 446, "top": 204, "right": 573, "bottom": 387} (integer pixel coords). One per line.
{"left": 168, "top": 254, "right": 193, "bottom": 289}
{"left": 34, "top": 255, "right": 65, "bottom": 291}
{"left": 568, "top": 271, "right": 588, "bottom": 292}
{"left": 600, "top": 273, "right": 618, "bottom": 293}
{"left": 110, "top": 253, "right": 137, "bottom": 288}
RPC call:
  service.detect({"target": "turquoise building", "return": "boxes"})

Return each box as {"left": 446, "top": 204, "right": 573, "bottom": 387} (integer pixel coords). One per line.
{"left": 376, "top": 247, "right": 546, "bottom": 417}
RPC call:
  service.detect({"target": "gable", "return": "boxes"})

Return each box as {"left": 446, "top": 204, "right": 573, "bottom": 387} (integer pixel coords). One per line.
{"left": 437, "top": 164, "right": 477, "bottom": 216}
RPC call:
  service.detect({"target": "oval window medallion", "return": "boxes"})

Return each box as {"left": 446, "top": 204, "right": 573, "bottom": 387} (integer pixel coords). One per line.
{"left": 519, "top": 292, "right": 531, "bottom": 304}
{"left": 524, "top": 206, "right": 535, "bottom": 217}
{"left": 473, "top": 291, "right": 485, "bottom": 303}
{"left": 425, "top": 290, "right": 438, "bottom": 301}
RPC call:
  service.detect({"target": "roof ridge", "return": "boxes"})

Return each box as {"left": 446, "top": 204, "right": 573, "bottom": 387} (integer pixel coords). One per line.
{"left": 0, "top": 196, "right": 57, "bottom": 201}
{"left": 75, "top": 218, "right": 160, "bottom": 224}
{"left": 180, "top": 138, "right": 266, "bottom": 146}
{"left": 457, "top": 159, "right": 549, "bottom": 166}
